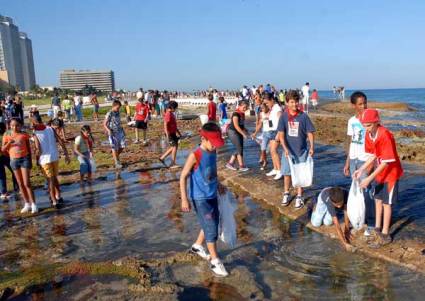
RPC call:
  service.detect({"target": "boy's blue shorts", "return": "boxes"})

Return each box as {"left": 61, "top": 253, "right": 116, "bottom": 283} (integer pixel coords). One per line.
{"left": 192, "top": 198, "right": 219, "bottom": 243}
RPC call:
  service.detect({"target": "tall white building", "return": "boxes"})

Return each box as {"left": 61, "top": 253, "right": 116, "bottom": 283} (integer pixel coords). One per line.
{"left": 0, "top": 15, "right": 36, "bottom": 91}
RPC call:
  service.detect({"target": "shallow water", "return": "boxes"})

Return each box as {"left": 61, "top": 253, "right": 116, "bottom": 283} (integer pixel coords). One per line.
{"left": 1, "top": 154, "right": 425, "bottom": 300}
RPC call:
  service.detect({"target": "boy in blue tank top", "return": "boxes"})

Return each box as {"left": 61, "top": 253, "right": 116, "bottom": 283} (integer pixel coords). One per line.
{"left": 180, "top": 122, "right": 228, "bottom": 277}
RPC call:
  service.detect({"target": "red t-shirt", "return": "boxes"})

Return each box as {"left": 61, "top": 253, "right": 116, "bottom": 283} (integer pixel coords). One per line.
{"left": 164, "top": 111, "right": 177, "bottom": 134}
{"left": 207, "top": 101, "right": 217, "bottom": 121}
{"left": 365, "top": 125, "right": 403, "bottom": 185}
{"left": 135, "top": 102, "right": 149, "bottom": 121}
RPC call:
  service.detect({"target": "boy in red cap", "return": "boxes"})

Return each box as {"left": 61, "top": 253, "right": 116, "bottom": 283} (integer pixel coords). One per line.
{"left": 353, "top": 108, "right": 403, "bottom": 248}
{"left": 180, "top": 122, "right": 228, "bottom": 277}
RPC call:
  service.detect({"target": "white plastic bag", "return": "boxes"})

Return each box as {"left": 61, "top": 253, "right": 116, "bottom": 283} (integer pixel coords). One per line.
{"left": 89, "top": 153, "right": 96, "bottom": 173}
{"left": 288, "top": 156, "right": 314, "bottom": 188}
{"left": 218, "top": 191, "right": 237, "bottom": 248}
{"left": 199, "top": 114, "right": 209, "bottom": 125}
{"left": 347, "top": 179, "right": 365, "bottom": 230}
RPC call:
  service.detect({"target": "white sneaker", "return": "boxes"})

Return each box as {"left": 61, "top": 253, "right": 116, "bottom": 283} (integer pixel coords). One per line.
{"left": 190, "top": 244, "right": 211, "bottom": 260}
{"left": 281, "top": 192, "right": 291, "bottom": 206}
{"left": 294, "top": 196, "right": 304, "bottom": 209}
{"left": 239, "top": 166, "right": 249, "bottom": 172}
{"left": 210, "top": 258, "right": 229, "bottom": 277}
{"left": 364, "top": 226, "right": 374, "bottom": 237}
{"left": 20, "top": 203, "right": 31, "bottom": 213}
{"left": 115, "top": 162, "right": 123, "bottom": 169}
{"left": 273, "top": 171, "right": 283, "bottom": 180}
{"left": 0, "top": 193, "right": 9, "bottom": 200}
{"left": 31, "top": 203, "right": 38, "bottom": 214}
{"left": 266, "top": 169, "right": 277, "bottom": 177}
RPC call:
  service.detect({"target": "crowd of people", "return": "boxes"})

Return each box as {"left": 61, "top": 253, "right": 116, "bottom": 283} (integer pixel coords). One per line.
{"left": 181, "top": 85, "right": 402, "bottom": 277}
{"left": 0, "top": 84, "right": 403, "bottom": 278}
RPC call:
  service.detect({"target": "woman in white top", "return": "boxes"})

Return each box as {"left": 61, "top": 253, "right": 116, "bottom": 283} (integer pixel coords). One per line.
{"left": 251, "top": 103, "right": 270, "bottom": 170}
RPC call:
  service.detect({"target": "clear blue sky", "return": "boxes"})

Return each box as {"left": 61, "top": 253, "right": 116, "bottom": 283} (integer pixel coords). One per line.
{"left": 3, "top": 0, "right": 425, "bottom": 91}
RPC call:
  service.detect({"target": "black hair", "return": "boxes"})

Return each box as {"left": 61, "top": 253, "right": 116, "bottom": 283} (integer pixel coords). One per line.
{"left": 329, "top": 187, "right": 346, "bottom": 207}
{"left": 112, "top": 100, "right": 122, "bottom": 107}
{"left": 167, "top": 101, "right": 178, "bottom": 110}
{"left": 350, "top": 91, "right": 367, "bottom": 105}
{"left": 208, "top": 94, "right": 213, "bottom": 101}
{"left": 202, "top": 122, "right": 221, "bottom": 133}
{"left": 51, "top": 118, "right": 63, "bottom": 128}
{"left": 219, "top": 96, "right": 225, "bottom": 103}
{"left": 10, "top": 117, "right": 23, "bottom": 125}
{"left": 81, "top": 124, "right": 95, "bottom": 142}
{"left": 32, "top": 114, "right": 43, "bottom": 124}
{"left": 263, "top": 92, "right": 273, "bottom": 101}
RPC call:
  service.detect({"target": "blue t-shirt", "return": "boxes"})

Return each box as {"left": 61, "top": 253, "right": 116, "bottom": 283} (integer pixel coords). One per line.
{"left": 218, "top": 103, "right": 227, "bottom": 119}
{"left": 189, "top": 147, "right": 218, "bottom": 201}
{"left": 277, "top": 111, "right": 315, "bottom": 157}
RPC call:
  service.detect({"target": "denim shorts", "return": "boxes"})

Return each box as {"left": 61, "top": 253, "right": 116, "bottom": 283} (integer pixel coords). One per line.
{"left": 261, "top": 130, "right": 277, "bottom": 151}
{"left": 281, "top": 150, "right": 308, "bottom": 176}
{"left": 310, "top": 196, "right": 333, "bottom": 227}
{"left": 78, "top": 152, "right": 92, "bottom": 175}
{"left": 192, "top": 198, "right": 219, "bottom": 243}
{"left": 108, "top": 130, "right": 126, "bottom": 150}
{"left": 10, "top": 155, "right": 32, "bottom": 171}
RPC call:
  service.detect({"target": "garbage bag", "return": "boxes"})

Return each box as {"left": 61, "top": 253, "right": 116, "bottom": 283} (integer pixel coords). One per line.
{"left": 288, "top": 155, "right": 314, "bottom": 188}
{"left": 347, "top": 179, "right": 365, "bottom": 230}
{"left": 199, "top": 114, "right": 209, "bottom": 125}
{"left": 218, "top": 191, "right": 237, "bottom": 248}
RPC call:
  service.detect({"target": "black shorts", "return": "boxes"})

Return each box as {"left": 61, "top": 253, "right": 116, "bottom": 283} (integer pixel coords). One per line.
{"left": 374, "top": 181, "right": 399, "bottom": 205}
{"left": 169, "top": 133, "right": 179, "bottom": 147}
{"left": 136, "top": 121, "right": 147, "bottom": 129}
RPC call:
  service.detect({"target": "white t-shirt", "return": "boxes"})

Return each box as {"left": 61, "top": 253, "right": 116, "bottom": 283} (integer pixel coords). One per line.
{"left": 136, "top": 91, "right": 144, "bottom": 100}
{"left": 242, "top": 88, "right": 249, "bottom": 98}
{"left": 74, "top": 96, "right": 81, "bottom": 106}
{"left": 301, "top": 85, "right": 310, "bottom": 104}
{"left": 34, "top": 127, "right": 59, "bottom": 165}
{"left": 347, "top": 116, "right": 369, "bottom": 161}
{"left": 262, "top": 103, "right": 282, "bottom": 132}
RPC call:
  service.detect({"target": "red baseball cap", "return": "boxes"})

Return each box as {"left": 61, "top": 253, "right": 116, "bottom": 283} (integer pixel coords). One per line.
{"left": 200, "top": 129, "right": 225, "bottom": 148}
{"left": 360, "top": 109, "right": 380, "bottom": 124}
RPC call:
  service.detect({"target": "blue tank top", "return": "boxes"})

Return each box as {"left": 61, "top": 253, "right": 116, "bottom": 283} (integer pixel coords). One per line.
{"left": 189, "top": 147, "right": 218, "bottom": 201}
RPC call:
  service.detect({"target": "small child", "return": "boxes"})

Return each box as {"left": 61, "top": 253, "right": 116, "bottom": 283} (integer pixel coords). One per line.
{"left": 310, "top": 89, "right": 319, "bottom": 110}
{"left": 207, "top": 94, "right": 217, "bottom": 122}
{"left": 159, "top": 101, "right": 181, "bottom": 169}
{"left": 278, "top": 90, "right": 315, "bottom": 208}
{"left": 353, "top": 109, "right": 403, "bottom": 248}
{"left": 311, "top": 187, "right": 354, "bottom": 251}
{"left": 124, "top": 100, "right": 132, "bottom": 123}
{"left": 74, "top": 125, "right": 95, "bottom": 182}
{"left": 180, "top": 122, "right": 228, "bottom": 277}
{"left": 103, "top": 100, "right": 126, "bottom": 169}
{"left": 218, "top": 96, "right": 227, "bottom": 121}
{"left": 133, "top": 98, "right": 150, "bottom": 144}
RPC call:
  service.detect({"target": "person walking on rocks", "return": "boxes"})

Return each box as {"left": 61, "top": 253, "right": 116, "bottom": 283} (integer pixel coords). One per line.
{"left": 104, "top": 100, "right": 126, "bottom": 169}
{"left": 159, "top": 101, "right": 181, "bottom": 169}
{"left": 32, "top": 115, "right": 70, "bottom": 208}
{"left": 180, "top": 122, "right": 228, "bottom": 277}
{"left": 225, "top": 101, "right": 250, "bottom": 172}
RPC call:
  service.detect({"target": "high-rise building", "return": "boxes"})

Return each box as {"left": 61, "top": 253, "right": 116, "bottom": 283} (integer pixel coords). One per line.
{"left": 0, "top": 15, "right": 36, "bottom": 91}
{"left": 60, "top": 70, "right": 115, "bottom": 92}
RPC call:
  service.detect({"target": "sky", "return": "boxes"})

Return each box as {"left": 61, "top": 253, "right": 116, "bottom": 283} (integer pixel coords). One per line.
{"left": 2, "top": 0, "right": 425, "bottom": 91}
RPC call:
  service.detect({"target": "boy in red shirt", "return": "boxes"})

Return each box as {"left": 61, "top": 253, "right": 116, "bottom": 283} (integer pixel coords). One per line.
{"left": 133, "top": 97, "right": 150, "bottom": 144}
{"left": 207, "top": 94, "right": 217, "bottom": 122}
{"left": 159, "top": 101, "right": 181, "bottom": 169}
{"left": 353, "top": 109, "right": 403, "bottom": 248}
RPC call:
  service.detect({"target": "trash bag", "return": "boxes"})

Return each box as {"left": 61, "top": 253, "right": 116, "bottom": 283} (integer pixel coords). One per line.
{"left": 199, "top": 114, "right": 209, "bottom": 125}
{"left": 218, "top": 191, "right": 237, "bottom": 248}
{"left": 288, "top": 155, "right": 314, "bottom": 188}
{"left": 90, "top": 153, "right": 96, "bottom": 173}
{"left": 347, "top": 179, "right": 365, "bottom": 230}
{"left": 219, "top": 118, "right": 231, "bottom": 136}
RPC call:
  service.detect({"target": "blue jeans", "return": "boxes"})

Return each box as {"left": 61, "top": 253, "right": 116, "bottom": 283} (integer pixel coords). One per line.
{"left": 311, "top": 196, "right": 333, "bottom": 227}
{"left": 281, "top": 150, "right": 309, "bottom": 176}
{"left": 78, "top": 151, "right": 92, "bottom": 175}
{"left": 0, "top": 156, "right": 18, "bottom": 194}
{"left": 75, "top": 105, "right": 83, "bottom": 121}
{"left": 261, "top": 130, "right": 277, "bottom": 151}
{"left": 192, "top": 198, "right": 219, "bottom": 243}
{"left": 350, "top": 158, "right": 375, "bottom": 227}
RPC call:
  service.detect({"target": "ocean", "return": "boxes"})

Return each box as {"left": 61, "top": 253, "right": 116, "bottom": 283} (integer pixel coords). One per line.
{"left": 319, "top": 88, "right": 425, "bottom": 109}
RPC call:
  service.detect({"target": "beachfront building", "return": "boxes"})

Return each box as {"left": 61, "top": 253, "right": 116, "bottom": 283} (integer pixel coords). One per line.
{"left": 0, "top": 15, "right": 36, "bottom": 91}
{"left": 60, "top": 69, "right": 115, "bottom": 92}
